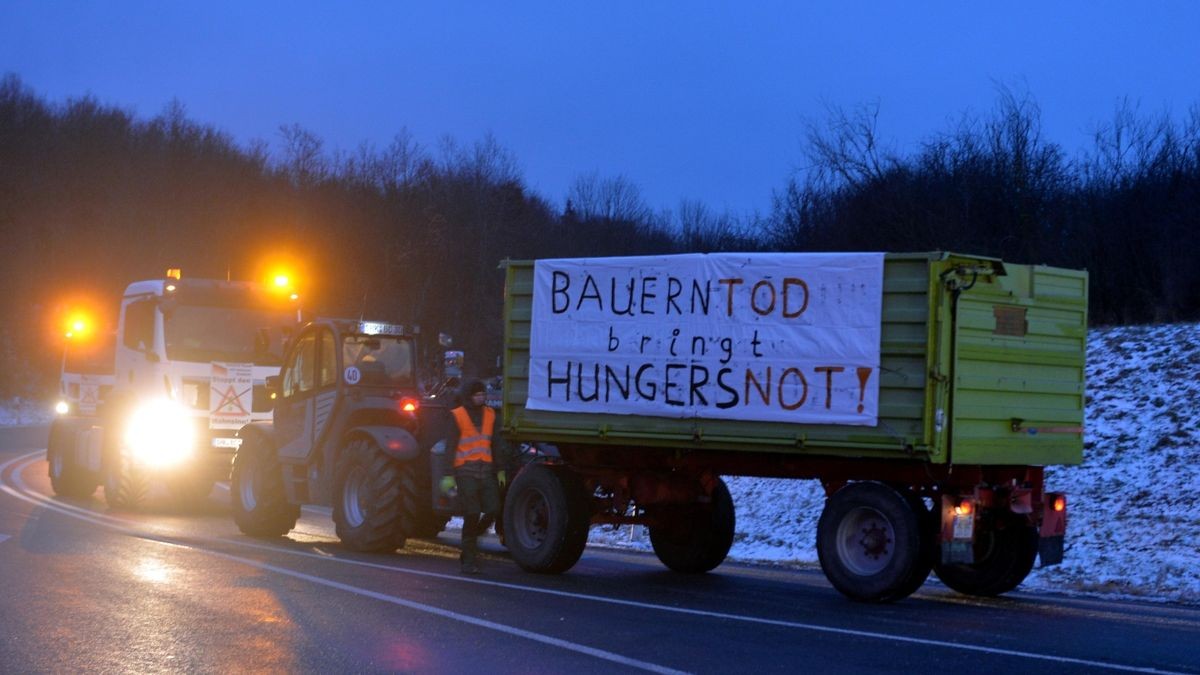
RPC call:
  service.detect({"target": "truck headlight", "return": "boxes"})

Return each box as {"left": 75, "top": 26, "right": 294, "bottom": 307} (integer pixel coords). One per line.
{"left": 124, "top": 398, "right": 196, "bottom": 467}
{"left": 54, "top": 400, "right": 70, "bottom": 415}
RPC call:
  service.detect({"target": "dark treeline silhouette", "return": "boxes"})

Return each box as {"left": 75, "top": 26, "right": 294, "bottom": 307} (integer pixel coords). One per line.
{"left": 770, "top": 88, "right": 1200, "bottom": 324}
{"left": 2, "top": 74, "right": 1197, "bottom": 398}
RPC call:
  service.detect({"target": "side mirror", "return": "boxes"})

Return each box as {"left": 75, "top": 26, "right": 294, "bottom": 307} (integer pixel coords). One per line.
{"left": 265, "top": 375, "right": 280, "bottom": 399}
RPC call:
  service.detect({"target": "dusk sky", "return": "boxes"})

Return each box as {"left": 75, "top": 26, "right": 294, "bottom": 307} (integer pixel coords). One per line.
{"left": 3, "top": 2, "right": 1198, "bottom": 216}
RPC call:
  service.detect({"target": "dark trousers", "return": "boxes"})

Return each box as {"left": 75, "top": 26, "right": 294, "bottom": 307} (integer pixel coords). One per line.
{"left": 456, "top": 470, "right": 499, "bottom": 566}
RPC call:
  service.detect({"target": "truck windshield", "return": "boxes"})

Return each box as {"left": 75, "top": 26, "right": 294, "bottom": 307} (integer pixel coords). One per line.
{"left": 164, "top": 306, "right": 296, "bottom": 366}
{"left": 343, "top": 335, "right": 416, "bottom": 387}
{"left": 64, "top": 333, "right": 116, "bottom": 375}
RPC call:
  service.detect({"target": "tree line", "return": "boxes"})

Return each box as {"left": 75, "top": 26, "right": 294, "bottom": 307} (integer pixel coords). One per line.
{"left": 2, "top": 74, "right": 1197, "bottom": 398}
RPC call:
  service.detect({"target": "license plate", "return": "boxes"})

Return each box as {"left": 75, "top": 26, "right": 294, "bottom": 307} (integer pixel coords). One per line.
{"left": 952, "top": 514, "right": 974, "bottom": 540}
{"left": 212, "top": 437, "right": 242, "bottom": 449}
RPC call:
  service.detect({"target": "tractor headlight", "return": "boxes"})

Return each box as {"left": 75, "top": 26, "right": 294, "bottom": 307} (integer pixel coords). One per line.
{"left": 54, "top": 400, "right": 70, "bottom": 415}
{"left": 124, "top": 398, "right": 196, "bottom": 467}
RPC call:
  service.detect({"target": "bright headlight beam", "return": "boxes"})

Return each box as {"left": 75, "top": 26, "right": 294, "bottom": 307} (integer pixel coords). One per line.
{"left": 124, "top": 398, "right": 196, "bottom": 467}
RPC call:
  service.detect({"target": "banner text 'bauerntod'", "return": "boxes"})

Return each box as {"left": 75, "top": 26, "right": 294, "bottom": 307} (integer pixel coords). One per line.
{"left": 526, "top": 253, "right": 885, "bottom": 426}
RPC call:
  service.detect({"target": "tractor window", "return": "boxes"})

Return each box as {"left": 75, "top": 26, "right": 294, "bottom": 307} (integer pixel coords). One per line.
{"left": 342, "top": 335, "right": 415, "bottom": 387}
{"left": 319, "top": 329, "right": 337, "bottom": 388}
{"left": 282, "top": 334, "right": 316, "bottom": 398}
{"left": 122, "top": 300, "right": 156, "bottom": 351}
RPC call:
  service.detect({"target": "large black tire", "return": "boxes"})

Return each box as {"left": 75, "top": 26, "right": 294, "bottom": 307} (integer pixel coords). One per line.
{"left": 102, "top": 447, "right": 149, "bottom": 511}
{"left": 47, "top": 419, "right": 98, "bottom": 499}
{"left": 649, "top": 476, "right": 736, "bottom": 574}
{"left": 231, "top": 440, "right": 299, "bottom": 537}
{"left": 934, "top": 516, "right": 1038, "bottom": 597}
{"left": 891, "top": 490, "right": 938, "bottom": 600}
{"left": 333, "top": 438, "right": 416, "bottom": 552}
{"left": 817, "top": 481, "right": 928, "bottom": 603}
{"left": 503, "top": 464, "right": 590, "bottom": 574}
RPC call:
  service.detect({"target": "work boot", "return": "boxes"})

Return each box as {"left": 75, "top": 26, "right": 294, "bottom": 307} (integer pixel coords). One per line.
{"left": 460, "top": 536, "right": 480, "bottom": 574}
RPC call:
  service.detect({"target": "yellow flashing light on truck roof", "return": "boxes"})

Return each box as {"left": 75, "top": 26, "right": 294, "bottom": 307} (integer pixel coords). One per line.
{"left": 64, "top": 311, "right": 93, "bottom": 340}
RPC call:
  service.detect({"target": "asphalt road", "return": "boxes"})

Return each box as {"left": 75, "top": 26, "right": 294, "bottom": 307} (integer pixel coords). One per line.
{"left": 2, "top": 425, "right": 1198, "bottom": 674}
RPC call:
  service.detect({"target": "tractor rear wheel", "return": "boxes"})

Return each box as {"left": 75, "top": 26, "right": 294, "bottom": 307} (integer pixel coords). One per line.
{"left": 333, "top": 437, "right": 416, "bottom": 552}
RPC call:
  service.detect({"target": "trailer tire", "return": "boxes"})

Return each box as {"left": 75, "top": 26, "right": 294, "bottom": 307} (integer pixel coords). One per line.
{"left": 231, "top": 440, "right": 299, "bottom": 537}
{"left": 933, "top": 517, "right": 1038, "bottom": 597}
{"left": 102, "top": 448, "right": 148, "bottom": 511}
{"left": 891, "top": 490, "right": 938, "bottom": 599}
{"left": 47, "top": 419, "right": 97, "bottom": 499}
{"left": 333, "top": 437, "right": 415, "bottom": 552}
{"left": 817, "top": 481, "right": 927, "bottom": 603}
{"left": 503, "top": 464, "right": 590, "bottom": 574}
{"left": 649, "top": 476, "right": 735, "bottom": 574}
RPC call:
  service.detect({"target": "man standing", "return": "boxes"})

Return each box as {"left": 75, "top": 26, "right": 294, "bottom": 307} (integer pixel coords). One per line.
{"left": 441, "top": 379, "right": 507, "bottom": 574}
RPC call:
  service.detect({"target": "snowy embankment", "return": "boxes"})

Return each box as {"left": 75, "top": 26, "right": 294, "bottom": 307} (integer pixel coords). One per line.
{"left": 589, "top": 323, "right": 1200, "bottom": 605}
{"left": 4, "top": 324, "right": 1197, "bottom": 603}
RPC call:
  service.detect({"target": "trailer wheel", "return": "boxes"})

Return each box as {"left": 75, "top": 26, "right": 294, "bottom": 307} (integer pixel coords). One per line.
{"left": 47, "top": 419, "right": 97, "bottom": 499}
{"left": 102, "top": 448, "right": 148, "bottom": 511}
{"left": 231, "top": 439, "right": 299, "bottom": 537}
{"left": 934, "top": 517, "right": 1038, "bottom": 597}
{"left": 891, "top": 490, "right": 938, "bottom": 599}
{"left": 333, "top": 437, "right": 415, "bottom": 552}
{"left": 817, "top": 481, "right": 928, "bottom": 602}
{"left": 503, "top": 464, "right": 590, "bottom": 574}
{"left": 649, "top": 477, "right": 735, "bottom": 574}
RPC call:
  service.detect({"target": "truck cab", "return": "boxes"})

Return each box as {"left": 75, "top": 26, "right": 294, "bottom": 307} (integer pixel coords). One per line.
{"left": 47, "top": 272, "right": 302, "bottom": 508}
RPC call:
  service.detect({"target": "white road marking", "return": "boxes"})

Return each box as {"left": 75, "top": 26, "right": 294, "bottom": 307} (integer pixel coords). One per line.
{"left": 0, "top": 453, "right": 682, "bottom": 674}
{"left": 0, "top": 534, "right": 10, "bottom": 543}
{"left": 2, "top": 452, "right": 1187, "bottom": 675}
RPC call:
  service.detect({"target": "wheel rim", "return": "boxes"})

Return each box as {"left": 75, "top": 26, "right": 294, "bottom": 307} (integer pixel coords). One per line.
{"left": 836, "top": 506, "right": 895, "bottom": 576}
{"left": 512, "top": 488, "right": 550, "bottom": 549}
{"left": 341, "top": 466, "right": 368, "bottom": 528}
{"left": 239, "top": 459, "right": 259, "bottom": 511}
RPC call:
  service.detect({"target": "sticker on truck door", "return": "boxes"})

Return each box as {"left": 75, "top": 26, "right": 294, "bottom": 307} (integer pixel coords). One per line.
{"left": 210, "top": 362, "right": 253, "bottom": 429}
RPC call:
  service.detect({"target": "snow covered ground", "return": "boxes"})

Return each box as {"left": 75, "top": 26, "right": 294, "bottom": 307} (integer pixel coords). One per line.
{"left": 5, "top": 323, "right": 1197, "bottom": 604}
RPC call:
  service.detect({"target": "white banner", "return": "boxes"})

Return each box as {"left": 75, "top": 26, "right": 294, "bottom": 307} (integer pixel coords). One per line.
{"left": 210, "top": 362, "right": 254, "bottom": 430}
{"left": 527, "top": 253, "right": 885, "bottom": 426}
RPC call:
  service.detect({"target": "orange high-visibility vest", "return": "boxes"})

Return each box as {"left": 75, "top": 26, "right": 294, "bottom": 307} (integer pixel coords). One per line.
{"left": 451, "top": 406, "right": 495, "bottom": 467}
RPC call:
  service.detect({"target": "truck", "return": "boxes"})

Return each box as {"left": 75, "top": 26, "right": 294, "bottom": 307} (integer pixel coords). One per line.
{"left": 497, "top": 251, "right": 1085, "bottom": 602}
{"left": 47, "top": 327, "right": 115, "bottom": 496}
{"left": 46, "top": 271, "right": 302, "bottom": 508}
{"left": 229, "top": 318, "right": 449, "bottom": 549}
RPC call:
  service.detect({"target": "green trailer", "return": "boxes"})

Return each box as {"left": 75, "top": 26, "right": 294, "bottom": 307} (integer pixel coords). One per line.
{"left": 499, "top": 252, "right": 1086, "bottom": 602}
